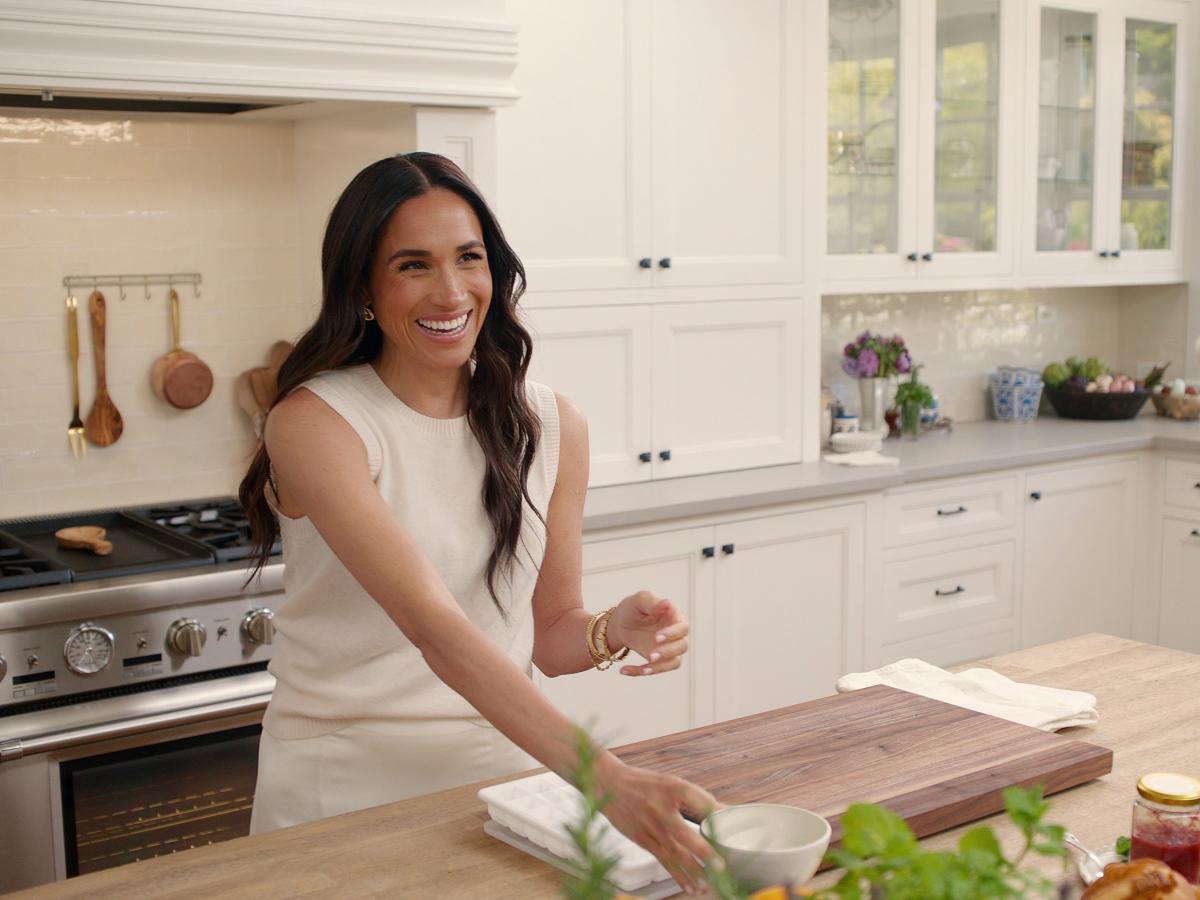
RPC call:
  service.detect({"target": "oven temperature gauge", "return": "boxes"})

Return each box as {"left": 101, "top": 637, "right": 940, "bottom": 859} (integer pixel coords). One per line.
{"left": 63, "top": 623, "right": 116, "bottom": 676}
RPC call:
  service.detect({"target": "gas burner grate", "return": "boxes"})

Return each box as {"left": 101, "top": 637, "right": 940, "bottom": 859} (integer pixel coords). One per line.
{"left": 0, "top": 537, "right": 72, "bottom": 591}
{"left": 132, "top": 498, "right": 279, "bottom": 562}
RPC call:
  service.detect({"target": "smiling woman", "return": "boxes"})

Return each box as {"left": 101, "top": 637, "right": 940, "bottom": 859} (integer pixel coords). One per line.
{"left": 235, "top": 153, "right": 718, "bottom": 894}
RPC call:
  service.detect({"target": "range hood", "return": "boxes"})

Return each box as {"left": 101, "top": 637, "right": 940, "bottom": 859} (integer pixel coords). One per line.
{"left": 0, "top": 0, "right": 519, "bottom": 109}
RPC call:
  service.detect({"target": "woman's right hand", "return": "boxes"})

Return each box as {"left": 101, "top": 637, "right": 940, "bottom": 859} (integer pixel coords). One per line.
{"left": 594, "top": 756, "right": 720, "bottom": 895}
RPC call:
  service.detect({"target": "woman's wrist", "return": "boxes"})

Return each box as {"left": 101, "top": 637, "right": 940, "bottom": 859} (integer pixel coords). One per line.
{"left": 605, "top": 610, "right": 627, "bottom": 654}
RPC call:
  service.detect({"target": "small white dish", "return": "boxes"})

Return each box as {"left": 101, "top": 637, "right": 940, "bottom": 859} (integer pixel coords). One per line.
{"left": 701, "top": 804, "right": 831, "bottom": 889}
{"left": 830, "top": 431, "right": 883, "bottom": 453}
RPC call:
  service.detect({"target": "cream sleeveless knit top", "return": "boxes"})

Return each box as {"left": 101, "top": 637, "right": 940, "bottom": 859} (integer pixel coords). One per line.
{"left": 262, "top": 364, "right": 560, "bottom": 739}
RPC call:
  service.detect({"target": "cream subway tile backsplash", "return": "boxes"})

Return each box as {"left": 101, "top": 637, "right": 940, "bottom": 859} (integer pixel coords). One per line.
{"left": 822, "top": 289, "right": 1121, "bottom": 424}
{"left": 0, "top": 110, "right": 309, "bottom": 518}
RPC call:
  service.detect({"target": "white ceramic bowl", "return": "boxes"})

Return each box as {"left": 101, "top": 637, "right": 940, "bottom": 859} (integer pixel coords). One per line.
{"left": 829, "top": 430, "right": 883, "bottom": 453}
{"left": 701, "top": 804, "right": 831, "bottom": 889}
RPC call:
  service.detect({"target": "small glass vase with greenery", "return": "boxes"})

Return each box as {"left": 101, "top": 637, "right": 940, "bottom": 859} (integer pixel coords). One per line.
{"left": 893, "top": 365, "right": 934, "bottom": 441}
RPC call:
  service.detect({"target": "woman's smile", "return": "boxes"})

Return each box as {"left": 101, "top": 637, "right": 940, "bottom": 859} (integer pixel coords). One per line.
{"left": 415, "top": 310, "right": 472, "bottom": 341}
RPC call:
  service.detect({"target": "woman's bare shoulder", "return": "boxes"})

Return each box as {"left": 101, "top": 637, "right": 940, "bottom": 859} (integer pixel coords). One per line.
{"left": 265, "top": 387, "right": 365, "bottom": 466}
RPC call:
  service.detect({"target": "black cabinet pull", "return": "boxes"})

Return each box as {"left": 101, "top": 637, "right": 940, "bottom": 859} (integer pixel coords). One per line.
{"left": 659, "top": 449, "right": 672, "bottom": 461}
{"left": 906, "top": 251, "right": 918, "bottom": 261}
{"left": 1193, "top": 483, "right": 1200, "bottom": 489}
{"left": 701, "top": 546, "right": 716, "bottom": 558}
{"left": 1112, "top": 249, "right": 1121, "bottom": 258}
{"left": 721, "top": 543, "right": 735, "bottom": 555}
{"left": 935, "top": 585, "right": 966, "bottom": 597}
{"left": 1191, "top": 530, "right": 1200, "bottom": 538}
{"left": 638, "top": 451, "right": 652, "bottom": 463}
{"left": 936, "top": 505, "right": 967, "bottom": 517}
{"left": 921, "top": 252, "right": 933, "bottom": 262}
{"left": 1030, "top": 490, "right": 1042, "bottom": 501}
{"left": 638, "top": 257, "right": 652, "bottom": 269}
{"left": 658, "top": 257, "right": 672, "bottom": 269}
{"left": 1099, "top": 250, "right": 1110, "bottom": 258}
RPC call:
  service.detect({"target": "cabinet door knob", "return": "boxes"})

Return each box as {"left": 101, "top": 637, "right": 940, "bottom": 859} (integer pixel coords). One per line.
{"left": 1030, "top": 490, "right": 1042, "bottom": 501}
{"left": 1099, "top": 250, "right": 1110, "bottom": 258}
{"left": 721, "top": 543, "right": 735, "bottom": 555}
{"left": 921, "top": 252, "right": 933, "bottom": 262}
{"left": 1194, "top": 483, "right": 1200, "bottom": 489}
{"left": 1112, "top": 249, "right": 1121, "bottom": 258}
{"left": 906, "top": 252, "right": 918, "bottom": 262}
{"left": 658, "top": 257, "right": 672, "bottom": 269}
{"left": 1191, "top": 530, "right": 1200, "bottom": 538}
{"left": 638, "top": 451, "right": 652, "bottom": 463}
{"left": 701, "top": 546, "right": 716, "bottom": 558}
{"left": 638, "top": 257, "right": 652, "bottom": 269}
{"left": 936, "top": 505, "right": 967, "bottom": 517}
{"left": 659, "top": 449, "right": 672, "bottom": 461}
{"left": 935, "top": 585, "right": 966, "bottom": 597}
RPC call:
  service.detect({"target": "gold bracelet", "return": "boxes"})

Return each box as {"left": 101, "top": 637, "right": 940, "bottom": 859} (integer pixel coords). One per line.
{"left": 585, "top": 611, "right": 608, "bottom": 669}
{"left": 586, "top": 608, "right": 631, "bottom": 671}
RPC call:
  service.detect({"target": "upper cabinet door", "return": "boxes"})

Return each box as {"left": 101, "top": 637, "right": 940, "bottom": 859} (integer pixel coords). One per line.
{"left": 649, "top": 0, "right": 805, "bottom": 288}
{"left": 821, "top": 0, "right": 919, "bottom": 281}
{"left": 1023, "top": 0, "right": 1188, "bottom": 282}
{"left": 495, "top": 0, "right": 653, "bottom": 293}
{"left": 1105, "top": 1, "right": 1188, "bottom": 277}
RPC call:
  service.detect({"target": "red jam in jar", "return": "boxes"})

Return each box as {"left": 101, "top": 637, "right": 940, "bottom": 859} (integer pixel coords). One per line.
{"left": 1130, "top": 772, "right": 1200, "bottom": 885}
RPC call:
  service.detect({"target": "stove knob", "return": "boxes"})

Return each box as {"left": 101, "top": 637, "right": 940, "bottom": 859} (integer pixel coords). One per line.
{"left": 241, "top": 608, "right": 276, "bottom": 646}
{"left": 167, "top": 619, "right": 207, "bottom": 657}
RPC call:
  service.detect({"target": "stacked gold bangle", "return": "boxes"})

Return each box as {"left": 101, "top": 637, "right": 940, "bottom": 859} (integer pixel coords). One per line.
{"left": 586, "top": 607, "right": 630, "bottom": 671}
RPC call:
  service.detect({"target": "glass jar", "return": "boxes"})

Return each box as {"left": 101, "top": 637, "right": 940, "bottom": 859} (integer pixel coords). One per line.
{"left": 1130, "top": 772, "right": 1200, "bottom": 884}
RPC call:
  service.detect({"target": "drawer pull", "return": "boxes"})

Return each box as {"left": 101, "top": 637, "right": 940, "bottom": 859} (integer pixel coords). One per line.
{"left": 936, "top": 505, "right": 968, "bottom": 517}
{"left": 638, "top": 451, "right": 652, "bottom": 463}
{"left": 1193, "top": 482, "right": 1200, "bottom": 489}
{"left": 935, "top": 585, "right": 966, "bottom": 597}
{"left": 721, "top": 543, "right": 735, "bottom": 555}
{"left": 1191, "top": 530, "right": 1200, "bottom": 539}
{"left": 701, "top": 546, "right": 716, "bottom": 558}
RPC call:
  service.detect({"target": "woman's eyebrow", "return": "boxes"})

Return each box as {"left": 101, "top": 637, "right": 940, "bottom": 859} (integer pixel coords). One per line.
{"left": 385, "top": 240, "right": 484, "bottom": 265}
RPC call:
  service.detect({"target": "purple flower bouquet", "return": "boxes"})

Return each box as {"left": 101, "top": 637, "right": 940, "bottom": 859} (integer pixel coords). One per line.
{"left": 841, "top": 332, "right": 912, "bottom": 379}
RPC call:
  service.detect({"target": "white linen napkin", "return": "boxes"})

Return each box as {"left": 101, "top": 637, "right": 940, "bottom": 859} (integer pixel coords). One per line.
{"left": 822, "top": 451, "right": 900, "bottom": 467}
{"left": 836, "top": 657, "right": 1098, "bottom": 732}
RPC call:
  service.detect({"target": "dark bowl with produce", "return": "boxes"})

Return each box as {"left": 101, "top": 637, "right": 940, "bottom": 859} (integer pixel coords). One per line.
{"left": 1043, "top": 384, "right": 1151, "bottom": 420}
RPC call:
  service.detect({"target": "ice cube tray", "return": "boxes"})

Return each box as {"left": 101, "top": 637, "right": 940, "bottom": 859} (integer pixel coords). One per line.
{"left": 477, "top": 770, "right": 695, "bottom": 893}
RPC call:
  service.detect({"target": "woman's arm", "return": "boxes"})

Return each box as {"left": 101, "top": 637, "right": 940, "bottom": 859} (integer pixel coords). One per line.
{"left": 531, "top": 393, "right": 692, "bottom": 679}
{"left": 266, "top": 388, "right": 716, "bottom": 893}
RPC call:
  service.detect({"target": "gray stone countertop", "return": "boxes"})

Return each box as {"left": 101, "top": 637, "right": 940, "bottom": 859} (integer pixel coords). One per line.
{"left": 581, "top": 415, "right": 1200, "bottom": 531}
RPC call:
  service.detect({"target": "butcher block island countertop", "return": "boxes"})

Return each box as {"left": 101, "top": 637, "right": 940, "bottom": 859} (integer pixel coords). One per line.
{"left": 12, "top": 634, "right": 1200, "bottom": 899}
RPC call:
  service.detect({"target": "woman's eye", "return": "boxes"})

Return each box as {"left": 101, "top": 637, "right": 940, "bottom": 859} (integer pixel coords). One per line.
{"left": 398, "top": 261, "right": 426, "bottom": 272}
{"left": 460, "top": 251, "right": 484, "bottom": 264}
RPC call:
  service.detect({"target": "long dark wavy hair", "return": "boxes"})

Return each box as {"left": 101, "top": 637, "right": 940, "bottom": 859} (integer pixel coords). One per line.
{"left": 239, "top": 153, "right": 541, "bottom": 613}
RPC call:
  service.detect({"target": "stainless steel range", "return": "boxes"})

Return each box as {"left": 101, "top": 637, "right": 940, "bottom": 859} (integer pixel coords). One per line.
{"left": 0, "top": 497, "right": 283, "bottom": 892}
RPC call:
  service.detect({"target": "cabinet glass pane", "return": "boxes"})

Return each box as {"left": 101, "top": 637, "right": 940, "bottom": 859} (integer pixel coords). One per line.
{"left": 1036, "top": 9, "right": 1096, "bottom": 252}
{"left": 1121, "top": 20, "right": 1176, "bottom": 251}
{"left": 934, "top": 0, "right": 1000, "bottom": 253}
{"left": 827, "top": 0, "right": 900, "bottom": 255}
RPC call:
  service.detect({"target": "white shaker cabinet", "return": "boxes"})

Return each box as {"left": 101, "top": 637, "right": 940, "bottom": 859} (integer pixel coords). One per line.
{"left": 1022, "top": 0, "right": 1190, "bottom": 282}
{"left": 497, "top": 0, "right": 804, "bottom": 295}
{"left": 524, "top": 300, "right": 804, "bottom": 487}
{"left": 815, "top": 0, "right": 1022, "bottom": 285}
{"left": 535, "top": 526, "right": 715, "bottom": 747}
{"left": 1158, "top": 518, "right": 1200, "bottom": 653}
{"left": 711, "top": 504, "right": 866, "bottom": 721}
{"left": 1021, "top": 457, "right": 1140, "bottom": 647}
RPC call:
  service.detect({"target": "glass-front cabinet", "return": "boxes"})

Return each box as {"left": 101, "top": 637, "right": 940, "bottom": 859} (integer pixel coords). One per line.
{"left": 1023, "top": 0, "right": 1188, "bottom": 280}
{"left": 818, "top": 0, "right": 1020, "bottom": 283}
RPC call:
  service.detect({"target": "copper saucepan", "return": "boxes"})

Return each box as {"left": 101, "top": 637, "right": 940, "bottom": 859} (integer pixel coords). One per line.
{"left": 151, "top": 288, "right": 213, "bottom": 409}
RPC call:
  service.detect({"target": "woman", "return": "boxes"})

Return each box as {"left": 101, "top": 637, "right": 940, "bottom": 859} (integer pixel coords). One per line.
{"left": 239, "top": 153, "right": 716, "bottom": 893}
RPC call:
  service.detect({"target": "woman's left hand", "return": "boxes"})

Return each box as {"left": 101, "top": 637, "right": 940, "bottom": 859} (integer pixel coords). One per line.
{"left": 608, "top": 591, "right": 689, "bottom": 677}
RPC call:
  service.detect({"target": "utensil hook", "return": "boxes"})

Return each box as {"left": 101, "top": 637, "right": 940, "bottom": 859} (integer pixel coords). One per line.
{"left": 193, "top": 279, "right": 201, "bottom": 300}
{"left": 144, "top": 280, "right": 152, "bottom": 301}
{"left": 117, "top": 275, "right": 127, "bottom": 301}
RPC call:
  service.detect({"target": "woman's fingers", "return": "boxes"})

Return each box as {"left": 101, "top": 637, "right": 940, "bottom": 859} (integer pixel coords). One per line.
{"left": 619, "top": 654, "right": 682, "bottom": 676}
{"left": 653, "top": 620, "right": 689, "bottom": 643}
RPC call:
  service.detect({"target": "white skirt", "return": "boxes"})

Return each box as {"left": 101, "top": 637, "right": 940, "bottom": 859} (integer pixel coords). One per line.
{"left": 249, "top": 717, "right": 537, "bottom": 834}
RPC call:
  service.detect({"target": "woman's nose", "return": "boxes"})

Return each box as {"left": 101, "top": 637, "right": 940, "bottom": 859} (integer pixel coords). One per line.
{"left": 432, "top": 267, "right": 468, "bottom": 306}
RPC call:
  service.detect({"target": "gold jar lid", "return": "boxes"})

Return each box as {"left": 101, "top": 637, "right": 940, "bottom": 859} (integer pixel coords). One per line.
{"left": 1137, "top": 772, "right": 1200, "bottom": 806}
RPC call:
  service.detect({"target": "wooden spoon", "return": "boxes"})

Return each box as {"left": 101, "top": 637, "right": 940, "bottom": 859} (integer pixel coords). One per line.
{"left": 55, "top": 525, "right": 114, "bottom": 556}
{"left": 84, "top": 291, "right": 124, "bottom": 446}
{"left": 236, "top": 370, "right": 266, "bottom": 438}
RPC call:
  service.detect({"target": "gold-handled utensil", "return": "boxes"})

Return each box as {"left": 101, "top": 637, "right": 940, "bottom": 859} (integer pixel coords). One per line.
{"left": 66, "top": 295, "right": 86, "bottom": 458}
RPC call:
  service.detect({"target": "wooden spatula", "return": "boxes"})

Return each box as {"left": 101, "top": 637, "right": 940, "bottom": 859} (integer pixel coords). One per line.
{"left": 56, "top": 525, "right": 114, "bottom": 556}
{"left": 84, "top": 291, "right": 124, "bottom": 446}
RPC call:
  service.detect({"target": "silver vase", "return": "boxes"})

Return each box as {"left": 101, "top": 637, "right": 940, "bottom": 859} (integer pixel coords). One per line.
{"left": 858, "top": 377, "right": 888, "bottom": 434}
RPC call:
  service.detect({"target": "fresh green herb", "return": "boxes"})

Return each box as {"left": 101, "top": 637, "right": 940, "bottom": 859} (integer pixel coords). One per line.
{"left": 562, "top": 727, "right": 620, "bottom": 900}
{"left": 1115, "top": 835, "right": 1131, "bottom": 862}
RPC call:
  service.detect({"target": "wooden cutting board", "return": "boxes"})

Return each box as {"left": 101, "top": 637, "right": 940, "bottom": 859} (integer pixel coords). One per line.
{"left": 615, "top": 685, "right": 1112, "bottom": 848}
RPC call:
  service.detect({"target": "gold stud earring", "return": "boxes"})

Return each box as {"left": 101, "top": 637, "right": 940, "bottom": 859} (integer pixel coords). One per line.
{"left": 363, "top": 306, "right": 375, "bottom": 321}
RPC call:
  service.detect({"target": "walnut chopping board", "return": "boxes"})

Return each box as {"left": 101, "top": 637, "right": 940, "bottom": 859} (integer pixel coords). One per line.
{"left": 614, "top": 685, "right": 1112, "bottom": 849}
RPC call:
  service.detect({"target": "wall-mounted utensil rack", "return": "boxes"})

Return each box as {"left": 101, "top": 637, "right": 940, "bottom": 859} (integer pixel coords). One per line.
{"left": 62, "top": 272, "right": 203, "bottom": 301}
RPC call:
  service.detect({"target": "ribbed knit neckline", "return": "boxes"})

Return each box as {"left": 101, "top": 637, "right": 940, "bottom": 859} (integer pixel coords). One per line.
{"left": 352, "top": 364, "right": 472, "bottom": 438}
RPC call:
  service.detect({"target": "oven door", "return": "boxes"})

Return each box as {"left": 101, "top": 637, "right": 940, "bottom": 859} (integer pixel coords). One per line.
{"left": 0, "top": 669, "right": 271, "bottom": 891}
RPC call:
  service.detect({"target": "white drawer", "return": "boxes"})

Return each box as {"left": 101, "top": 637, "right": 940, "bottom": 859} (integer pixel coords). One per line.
{"left": 881, "top": 541, "right": 1015, "bottom": 644}
{"left": 883, "top": 475, "right": 1018, "bottom": 548}
{"left": 1164, "top": 458, "right": 1200, "bottom": 513}
{"left": 877, "top": 626, "right": 1015, "bottom": 670}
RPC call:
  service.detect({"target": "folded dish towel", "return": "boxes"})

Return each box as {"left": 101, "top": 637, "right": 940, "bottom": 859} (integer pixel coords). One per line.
{"left": 822, "top": 451, "right": 900, "bottom": 467}
{"left": 836, "top": 658, "right": 1098, "bottom": 732}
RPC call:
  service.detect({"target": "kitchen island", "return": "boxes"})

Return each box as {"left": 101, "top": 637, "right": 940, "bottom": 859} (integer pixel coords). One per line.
{"left": 10, "top": 633, "right": 1200, "bottom": 899}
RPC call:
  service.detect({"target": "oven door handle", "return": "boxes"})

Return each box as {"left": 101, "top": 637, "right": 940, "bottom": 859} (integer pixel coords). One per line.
{"left": 0, "top": 692, "right": 271, "bottom": 762}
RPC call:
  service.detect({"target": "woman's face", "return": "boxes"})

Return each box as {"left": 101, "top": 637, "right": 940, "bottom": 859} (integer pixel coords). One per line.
{"left": 367, "top": 187, "right": 493, "bottom": 374}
